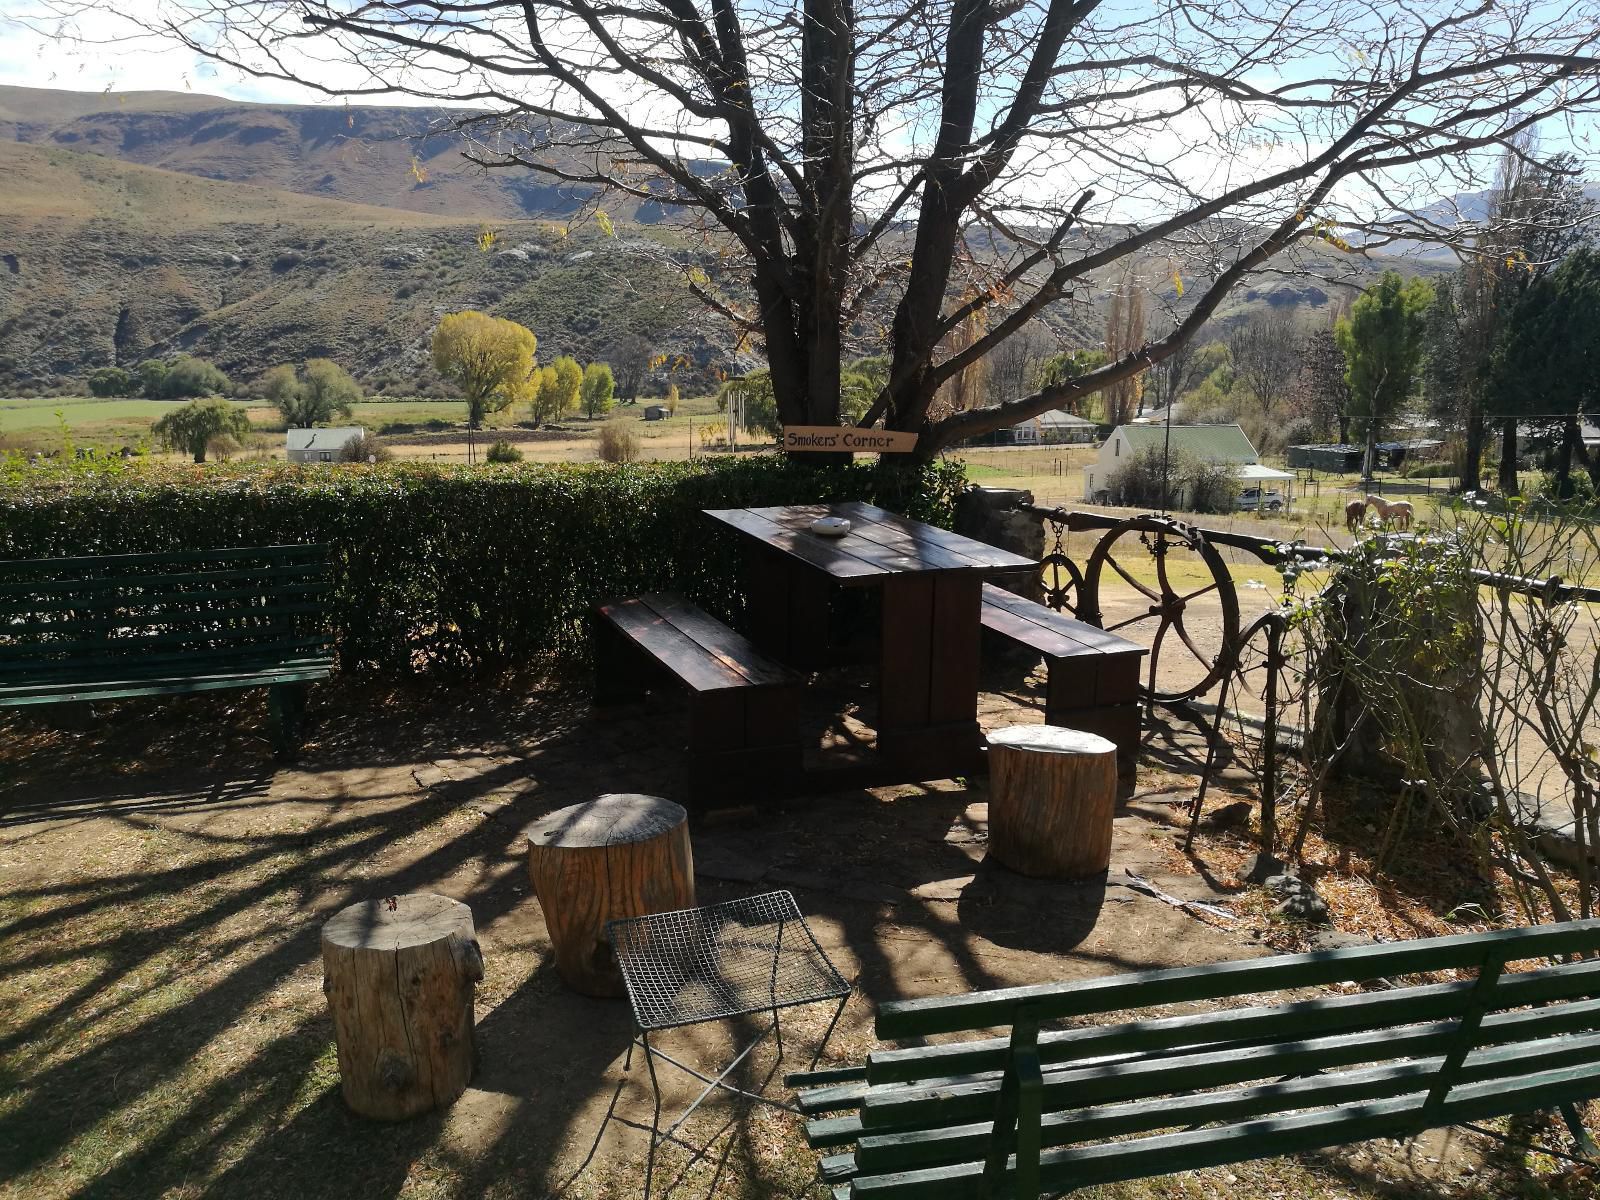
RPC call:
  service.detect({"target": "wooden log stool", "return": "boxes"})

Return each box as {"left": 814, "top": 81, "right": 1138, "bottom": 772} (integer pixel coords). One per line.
{"left": 986, "top": 725, "right": 1118, "bottom": 880}
{"left": 321, "top": 894, "right": 483, "bottom": 1120}
{"left": 524, "top": 794, "right": 695, "bottom": 997}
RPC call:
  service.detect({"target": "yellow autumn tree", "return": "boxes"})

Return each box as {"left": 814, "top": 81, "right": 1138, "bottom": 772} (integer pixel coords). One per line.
{"left": 430, "top": 311, "right": 538, "bottom": 428}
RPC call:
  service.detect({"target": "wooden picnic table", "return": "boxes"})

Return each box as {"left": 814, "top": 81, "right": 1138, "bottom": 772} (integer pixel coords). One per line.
{"left": 703, "top": 501, "right": 1037, "bottom": 784}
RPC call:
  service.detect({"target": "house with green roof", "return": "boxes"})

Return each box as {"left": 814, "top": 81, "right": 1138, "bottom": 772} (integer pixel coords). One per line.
{"left": 1083, "top": 423, "right": 1260, "bottom": 503}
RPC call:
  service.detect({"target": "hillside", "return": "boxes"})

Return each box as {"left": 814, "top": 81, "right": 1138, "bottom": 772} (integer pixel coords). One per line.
{"left": 0, "top": 84, "right": 1450, "bottom": 396}
{"left": 0, "top": 141, "right": 721, "bottom": 392}
{"left": 0, "top": 84, "right": 681, "bottom": 224}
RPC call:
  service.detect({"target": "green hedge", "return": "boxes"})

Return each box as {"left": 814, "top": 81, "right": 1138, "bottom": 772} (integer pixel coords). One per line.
{"left": 0, "top": 456, "right": 968, "bottom": 674}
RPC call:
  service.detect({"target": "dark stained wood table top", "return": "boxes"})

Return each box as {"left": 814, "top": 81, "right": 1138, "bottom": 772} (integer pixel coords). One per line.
{"left": 703, "top": 501, "right": 1037, "bottom": 586}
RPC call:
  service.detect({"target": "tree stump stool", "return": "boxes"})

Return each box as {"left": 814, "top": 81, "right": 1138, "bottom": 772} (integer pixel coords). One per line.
{"left": 524, "top": 794, "right": 695, "bottom": 997}
{"left": 321, "top": 894, "right": 482, "bottom": 1121}
{"left": 987, "top": 725, "right": 1119, "bottom": 880}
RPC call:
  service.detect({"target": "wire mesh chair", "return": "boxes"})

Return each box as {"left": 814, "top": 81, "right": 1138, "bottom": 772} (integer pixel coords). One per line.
{"left": 608, "top": 890, "right": 851, "bottom": 1196}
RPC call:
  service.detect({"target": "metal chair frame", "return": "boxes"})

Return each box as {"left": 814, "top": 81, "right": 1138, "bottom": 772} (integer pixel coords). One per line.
{"left": 608, "top": 890, "right": 851, "bottom": 1197}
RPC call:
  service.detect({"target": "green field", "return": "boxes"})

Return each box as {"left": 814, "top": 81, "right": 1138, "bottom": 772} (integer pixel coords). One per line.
{"left": 0, "top": 396, "right": 204, "bottom": 433}
{"left": 0, "top": 393, "right": 733, "bottom": 456}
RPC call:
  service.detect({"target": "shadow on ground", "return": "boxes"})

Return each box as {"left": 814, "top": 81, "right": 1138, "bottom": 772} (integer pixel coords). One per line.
{"left": 0, "top": 670, "right": 1569, "bottom": 1200}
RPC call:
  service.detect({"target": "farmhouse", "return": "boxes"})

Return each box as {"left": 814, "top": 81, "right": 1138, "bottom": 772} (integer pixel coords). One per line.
{"left": 970, "top": 409, "right": 1098, "bottom": 446}
{"left": 1083, "top": 423, "right": 1258, "bottom": 502}
{"left": 285, "top": 427, "right": 365, "bottom": 463}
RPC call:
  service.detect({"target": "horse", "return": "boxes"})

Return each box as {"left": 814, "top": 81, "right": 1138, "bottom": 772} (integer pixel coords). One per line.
{"left": 1345, "top": 498, "right": 1367, "bottom": 533}
{"left": 1365, "top": 494, "right": 1414, "bottom": 531}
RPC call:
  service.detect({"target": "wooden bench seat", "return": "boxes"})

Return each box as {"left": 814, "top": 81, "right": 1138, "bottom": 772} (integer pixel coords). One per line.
{"left": 594, "top": 592, "right": 801, "bottom": 806}
{"left": 790, "top": 919, "right": 1600, "bottom": 1199}
{"left": 979, "top": 583, "right": 1145, "bottom": 770}
{"left": 0, "top": 544, "right": 335, "bottom": 758}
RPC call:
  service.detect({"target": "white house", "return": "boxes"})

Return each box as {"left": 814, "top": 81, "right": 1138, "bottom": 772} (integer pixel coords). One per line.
{"left": 988, "top": 409, "right": 1098, "bottom": 445}
{"left": 1083, "top": 423, "right": 1259, "bottom": 502}
{"left": 286, "top": 427, "right": 365, "bottom": 464}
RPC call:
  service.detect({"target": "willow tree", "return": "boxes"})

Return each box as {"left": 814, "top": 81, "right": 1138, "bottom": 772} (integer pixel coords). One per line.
{"left": 46, "top": 0, "right": 1600, "bottom": 460}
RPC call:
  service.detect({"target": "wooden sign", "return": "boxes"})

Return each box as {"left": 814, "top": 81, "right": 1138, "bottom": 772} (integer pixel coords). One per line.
{"left": 782, "top": 425, "right": 920, "bottom": 454}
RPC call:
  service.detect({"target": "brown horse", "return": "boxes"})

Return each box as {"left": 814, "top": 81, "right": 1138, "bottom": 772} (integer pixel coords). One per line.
{"left": 1364, "top": 494, "right": 1414, "bottom": 531}
{"left": 1345, "top": 498, "right": 1367, "bottom": 533}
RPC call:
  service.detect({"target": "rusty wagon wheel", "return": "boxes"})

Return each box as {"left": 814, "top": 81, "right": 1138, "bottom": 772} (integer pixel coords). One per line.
{"left": 1078, "top": 515, "right": 1241, "bottom": 704}
{"left": 1040, "top": 548, "right": 1084, "bottom": 617}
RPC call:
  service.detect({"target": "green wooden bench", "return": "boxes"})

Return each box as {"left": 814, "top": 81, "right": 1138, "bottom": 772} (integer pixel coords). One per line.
{"left": 790, "top": 919, "right": 1600, "bottom": 1199}
{"left": 1, "top": 545, "right": 335, "bottom": 758}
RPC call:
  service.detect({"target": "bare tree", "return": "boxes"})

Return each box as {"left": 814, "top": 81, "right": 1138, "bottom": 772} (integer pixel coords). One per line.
{"left": 608, "top": 333, "right": 652, "bottom": 405}
{"left": 1143, "top": 332, "right": 1210, "bottom": 418}
{"left": 985, "top": 322, "right": 1052, "bottom": 405}
{"left": 1103, "top": 267, "right": 1146, "bottom": 426}
{"left": 1294, "top": 326, "right": 1354, "bottom": 443}
{"left": 36, "top": 0, "right": 1600, "bottom": 460}
{"left": 1228, "top": 311, "right": 1303, "bottom": 421}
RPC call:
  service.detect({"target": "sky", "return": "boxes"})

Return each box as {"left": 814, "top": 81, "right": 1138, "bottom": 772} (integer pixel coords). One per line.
{"left": 0, "top": 3, "right": 378, "bottom": 105}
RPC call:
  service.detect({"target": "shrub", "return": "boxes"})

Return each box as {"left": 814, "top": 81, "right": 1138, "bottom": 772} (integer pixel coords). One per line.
{"left": 1105, "top": 446, "right": 1238, "bottom": 514}
{"left": 485, "top": 439, "right": 523, "bottom": 464}
{"left": 87, "top": 367, "right": 136, "bottom": 397}
{"left": 151, "top": 399, "right": 251, "bottom": 463}
{"left": 597, "top": 423, "right": 640, "bottom": 464}
{"left": 206, "top": 433, "right": 242, "bottom": 462}
{"left": 340, "top": 432, "right": 393, "bottom": 463}
{"left": 159, "top": 356, "right": 231, "bottom": 399}
{"left": 0, "top": 456, "right": 967, "bottom": 674}
{"left": 581, "top": 362, "right": 616, "bottom": 419}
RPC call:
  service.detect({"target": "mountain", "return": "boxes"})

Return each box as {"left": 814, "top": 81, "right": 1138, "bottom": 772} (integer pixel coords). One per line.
{"left": 0, "top": 84, "right": 687, "bottom": 224}
{"left": 0, "top": 138, "right": 718, "bottom": 392}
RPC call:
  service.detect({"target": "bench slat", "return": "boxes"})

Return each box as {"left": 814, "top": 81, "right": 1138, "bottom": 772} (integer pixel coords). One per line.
{"left": 980, "top": 584, "right": 1145, "bottom": 656}
{"left": 863, "top": 957, "right": 1600, "bottom": 1085}
{"left": 0, "top": 614, "right": 330, "bottom": 663}
{"left": 846, "top": 1062, "right": 1600, "bottom": 1198}
{"left": 0, "top": 661, "right": 334, "bottom": 706}
{"left": 850, "top": 1026, "right": 1600, "bottom": 1174}
{"left": 0, "top": 557, "right": 326, "bottom": 591}
{"left": 875, "top": 918, "right": 1600, "bottom": 1037}
{"left": 978, "top": 598, "right": 1099, "bottom": 660}
{"left": 2, "top": 640, "right": 334, "bottom": 686}
{"left": 0, "top": 544, "right": 324, "bottom": 573}
{"left": 638, "top": 593, "right": 796, "bottom": 688}
{"left": 862, "top": 998, "right": 1600, "bottom": 1129}
{"left": 0, "top": 585, "right": 331, "bottom": 630}
{"left": 599, "top": 599, "right": 750, "bottom": 693}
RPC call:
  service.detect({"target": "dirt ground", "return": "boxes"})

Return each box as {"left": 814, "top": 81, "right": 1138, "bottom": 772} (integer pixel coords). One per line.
{"left": 4, "top": 640, "right": 1597, "bottom": 1200}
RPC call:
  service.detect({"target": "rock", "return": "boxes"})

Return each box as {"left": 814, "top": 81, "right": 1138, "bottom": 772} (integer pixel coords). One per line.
{"left": 1240, "top": 851, "right": 1285, "bottom": 883}
{"left": 1203, "top": 800, "right": 1254, "bottom": 830}
{"left": 1309, "top": 929, "right": 1373, "bottom": 953}
{"left": 1264, "top": 872, "right": 1331, "bottom": 924}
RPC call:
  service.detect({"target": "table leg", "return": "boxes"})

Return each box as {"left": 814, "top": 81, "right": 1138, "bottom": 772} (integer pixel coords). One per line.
{"left": 742, "top": 545, "right": 831, "bottom": 670}
{"left": 877, "top": 574, "right": 982, "bottom": 779}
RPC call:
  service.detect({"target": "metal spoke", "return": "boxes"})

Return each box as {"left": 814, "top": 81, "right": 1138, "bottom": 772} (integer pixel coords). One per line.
{"left": 1107, "top": 553, "right": 1161, "bottom": 602}
{"left": 1177, "top": 579, "right": 1223, "bottom": 605}
{"left": 1172, "top": 613, "right": 1218, "bottom": 670}
{"left": 1104, "top": 609, "right": 1162, "bottom": 634}
{"left": 1148, "top": 617, "right": 1170, "bottom": 695}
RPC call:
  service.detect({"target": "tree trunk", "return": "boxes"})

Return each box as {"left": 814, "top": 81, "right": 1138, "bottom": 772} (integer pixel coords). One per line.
{"left": 321, "top": 894, "right": 482, "bottom": 1121}
{"left": 1362, "top": 419, "right": 1378, "bottom": 486}
{"left": 523, "top": 794, "right": 694, "bottom": 996}
{"left": 1498, "top": 417, "right": 1520, "bottom": 494}
{"left": 1459, "top": 404, "right": 1485, "bottom": 494}
{"left": 1556, "top": 415, "right": 1580, "bottom": 500}
{"left": 986, "top": 725, "right": 1118, "bottom": 880}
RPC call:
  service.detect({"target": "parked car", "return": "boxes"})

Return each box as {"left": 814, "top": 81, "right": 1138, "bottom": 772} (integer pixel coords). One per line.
{"left": 1237, "top": 486, "right": 1284, "bottom": 512}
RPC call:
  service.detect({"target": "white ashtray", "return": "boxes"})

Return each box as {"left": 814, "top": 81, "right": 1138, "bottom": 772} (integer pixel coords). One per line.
{"left": 810, "top": 517, "right": 852, "bottom": 538}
